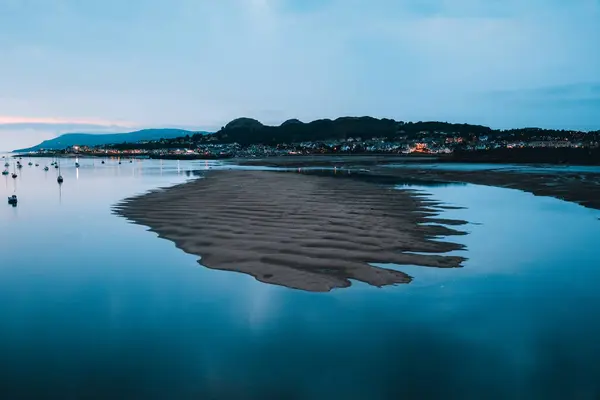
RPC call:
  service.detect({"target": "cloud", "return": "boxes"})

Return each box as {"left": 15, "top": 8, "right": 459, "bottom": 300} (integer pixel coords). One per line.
{"left": 0, "top": 116, "right": 135, "bottom": 127}
{"left": 1, "top": 0, "right": 600, "bottom": 149}
{"left": 470, "top": 82, "right": 600, "bottom": 130}
{"left": 490, "top": 83, "right": 600, "bottom": 101}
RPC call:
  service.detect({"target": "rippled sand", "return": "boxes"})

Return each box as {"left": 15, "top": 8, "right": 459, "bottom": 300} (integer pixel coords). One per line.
{"left": 114, "top": 170, "right": 467, "bottom": 292}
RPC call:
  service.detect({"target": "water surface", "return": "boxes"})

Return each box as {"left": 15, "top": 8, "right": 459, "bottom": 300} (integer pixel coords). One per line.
{"left": 384, "top": 162, "right": 600, "bottom": 174}
{"left": 1, "top": 157, "right": 600, "bottom": 399}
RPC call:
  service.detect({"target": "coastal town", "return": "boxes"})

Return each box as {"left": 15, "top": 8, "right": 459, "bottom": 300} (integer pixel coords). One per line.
{"left": 23, "top": 127, "right": 600, "bottom": 160}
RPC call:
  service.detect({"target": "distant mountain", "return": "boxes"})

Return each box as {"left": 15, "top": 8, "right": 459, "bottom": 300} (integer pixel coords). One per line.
{"left": 14, "top": 128, "right": 211, "bottom": 152}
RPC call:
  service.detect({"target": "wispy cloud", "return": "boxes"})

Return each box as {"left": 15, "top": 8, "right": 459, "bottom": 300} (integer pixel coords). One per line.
{"left": 1, "top": 0, "right": 599, "bottom": 149}
{"left": 489, "top": 83, "right": 600, "bottom": 101}
{"left": 474, "top": 82, "right": 600, "bottom": 130}
{"left": 0, "top": 116, "right": 135, "bottom": 127}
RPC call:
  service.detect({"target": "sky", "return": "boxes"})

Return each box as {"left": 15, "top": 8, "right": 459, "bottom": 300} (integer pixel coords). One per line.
{"left": 1, "top": 0, "right": 599, "bottom": 150}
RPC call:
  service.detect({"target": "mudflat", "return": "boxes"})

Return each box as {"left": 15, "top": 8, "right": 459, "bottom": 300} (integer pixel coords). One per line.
{"left": 372, "top": 168, "right": 600, "bottom": 211}
{"left": 114, "top": 170, "right": 467, "bottom": 292}
{"left": 239, "top": 156, "right": 600, "bottom": 211}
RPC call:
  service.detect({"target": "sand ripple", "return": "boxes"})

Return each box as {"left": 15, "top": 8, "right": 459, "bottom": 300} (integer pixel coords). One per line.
{"left": 114, "top": 171, "right": 467, "bottom": 292}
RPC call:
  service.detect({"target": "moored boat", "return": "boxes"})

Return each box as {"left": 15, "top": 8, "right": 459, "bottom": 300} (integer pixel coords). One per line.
{"left": 7, "top": 195, "right": 17, "bottom": 205}
{"left": 57, "top": 162, "right": 63, "bottom": 183}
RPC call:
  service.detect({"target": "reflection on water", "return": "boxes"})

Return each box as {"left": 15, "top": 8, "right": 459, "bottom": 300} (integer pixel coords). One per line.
{"left": 1, "top": 157, "right": 600, "bottom": 398}
{"left": 296, "top": 168, "right": 466, "bottom": 188}
{"left": 385, "top": 162, "right": 600, "bottom": 174}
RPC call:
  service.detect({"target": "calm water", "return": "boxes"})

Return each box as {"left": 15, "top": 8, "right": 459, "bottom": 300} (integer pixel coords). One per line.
{"left": 384, "top": 162, "right": 600, "bottom": 174}
{"left": 2, "top": 157, "right": 600, "bottom": 399}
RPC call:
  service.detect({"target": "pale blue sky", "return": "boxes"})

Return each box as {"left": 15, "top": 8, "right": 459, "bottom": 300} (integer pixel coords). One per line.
{"left": 1, "top": 0, "right": 599, "bottom": 150}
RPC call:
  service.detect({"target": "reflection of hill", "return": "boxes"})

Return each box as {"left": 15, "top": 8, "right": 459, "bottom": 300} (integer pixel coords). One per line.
{"left": 299, "top": 169, "right": 467, "bottom": 188}
{"left": 450, "top": 148, "right": 600, "bottom": 165}
{"left": 373, "top": 165, "right": 600, "bottom": 211}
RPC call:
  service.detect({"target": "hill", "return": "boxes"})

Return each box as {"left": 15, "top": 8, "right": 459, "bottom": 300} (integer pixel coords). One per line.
{"left": 212, "top": 117, "right": 493, "bottom": 146}
{"left": 13, "top": 128, "right": 210, "bottom": 152}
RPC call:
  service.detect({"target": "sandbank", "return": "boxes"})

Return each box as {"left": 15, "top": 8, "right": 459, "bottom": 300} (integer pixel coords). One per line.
{"left": 114, "top": 170, "right": 467, "bottom": 292}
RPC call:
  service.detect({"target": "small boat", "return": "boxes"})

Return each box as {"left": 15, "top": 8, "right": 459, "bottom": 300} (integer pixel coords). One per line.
{"left": 55, "top": 164, "right": 59, "bottom": 169}
{"left": 129, "top": 160, "right": 133, "bottom": 163}
{"left": 11, "top": 173, "right": 17, "bottom": 179}
{"left": 44, "top": 166, "right": 49, "bottom": 171}
{"left": 28, "top": 162, "right": 32, "bottom": 166}
{"left": 4, "top": 162, "right": 8, "bottom": 167}
{"left": 118, "top": 161, "right": 122, "bottom": 164}
{"left": 2, "top": 169, "right": 8, "bottom": 176}
{"left": 17, "top": 163, "right": 22, "bottom": 169}
{"left": 57, "top": 162, "right": 63, "bottom": 183}
{"left": 7, "top": 195, "right": 17, "bottom": 205}
{"left": 35, "top": 163, "right": 39, "bottom": 167}
{"left": 75, "top": 162, "right": 80, "bottom": 168}
{"left": 101, "top": 160, "right": 105, "bottom": 164}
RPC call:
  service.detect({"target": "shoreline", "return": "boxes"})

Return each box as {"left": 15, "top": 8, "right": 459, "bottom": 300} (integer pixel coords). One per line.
{"left": 15, "top": 150, "right": 600, "bottom": 165}
{"left": 114, "top": 170, "right": 468, "bottom": 292}
{"left": 10, "top": 153, "right": 147, "bottom": 159}
{"left": 372, "top": 168, "right": 600, "bottom": 211}
{"left": 15, "top": 151, "right": 599, "bottom": 212}
{"left": 236, "top": 156, "right": 600, "bottom": 212}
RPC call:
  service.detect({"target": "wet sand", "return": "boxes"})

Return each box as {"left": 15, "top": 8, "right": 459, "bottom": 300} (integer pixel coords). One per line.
{"left": 373, "top": 168, "right": 600, "bottom": 211}
{"left": 239, "top": 156, "right": 600, "bottom": 211}
{"left": 114, "top": 170, "right": 467, "bottom": 292}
